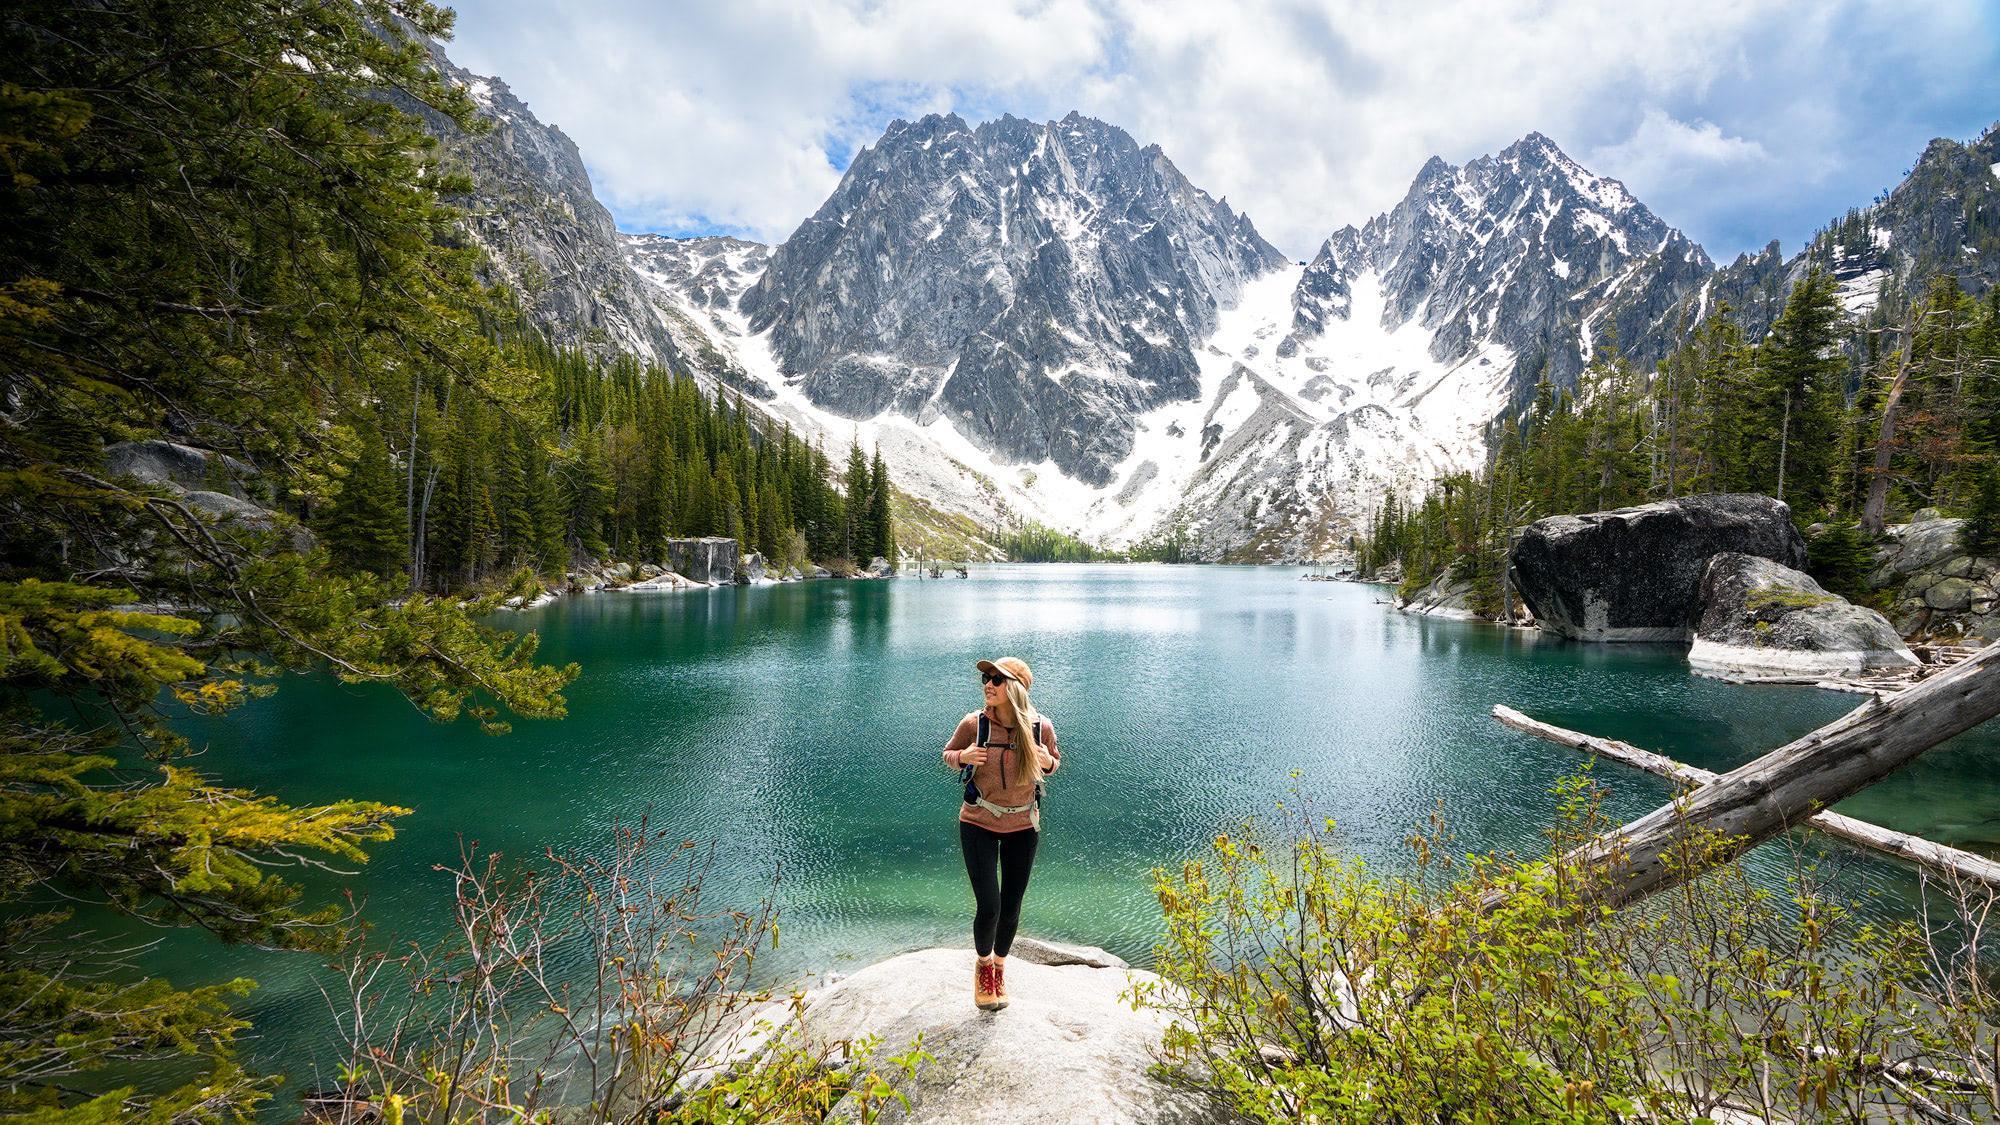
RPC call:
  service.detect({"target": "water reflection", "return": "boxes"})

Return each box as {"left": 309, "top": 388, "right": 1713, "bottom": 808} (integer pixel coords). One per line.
{"left": 137, "top": 564, "right": 2000, "bottom": 1091}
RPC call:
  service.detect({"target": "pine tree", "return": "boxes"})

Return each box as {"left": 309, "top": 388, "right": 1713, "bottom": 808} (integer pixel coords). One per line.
{"left": 1962, "top": 462, "right": 2000, "bottom": 556}
{"left": 321, "top": 426, "right": 409, "bottom": 580}
{"left": 1750, "top": 269, "right": 1846, "bottom": 512}
{"left": 0, "top": 3, "right": 580, "bottom": 1118}
{"left": 842, "top": 437, "right": 870, "bottom": 563}
{"left": 869, "top": 447, "right": 896, "bottom": 566}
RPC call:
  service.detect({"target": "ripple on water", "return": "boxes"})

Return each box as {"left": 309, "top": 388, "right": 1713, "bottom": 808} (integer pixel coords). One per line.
{"left": 139, "top": 566, "right": 2000, "bottom": 1088}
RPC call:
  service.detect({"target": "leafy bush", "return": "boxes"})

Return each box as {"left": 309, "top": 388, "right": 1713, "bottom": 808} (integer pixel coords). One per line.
{"left": 1135, "top": 780, "right": 2000, "bottom": 1124}
{"left": 319, "top": 821, "right": 922, "bottom": 1124}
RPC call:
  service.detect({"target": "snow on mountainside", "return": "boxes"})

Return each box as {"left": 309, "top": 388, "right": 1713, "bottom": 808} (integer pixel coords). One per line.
{"left": 1289, "top": 133, "right": 1713, "bottom": 408}
{"left": 737, "top": 112, "right": 1289, "bottom": 489}
{"left": 620, "top": 131, "right": 1720, "bottom": 562}
{"left": 620, "top": 233, "right": 777, "bottom": 397}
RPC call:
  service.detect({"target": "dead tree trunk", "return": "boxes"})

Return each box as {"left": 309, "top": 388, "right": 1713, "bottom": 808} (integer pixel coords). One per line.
{"left": 1486, "top": 642, "right": 2000, "bottom": 914}
{"left": 1860, "top": 321, "right": 1919, "bottom": 535}
{"left": 1491, "top": 704, "right": 2000, "bottom": 890}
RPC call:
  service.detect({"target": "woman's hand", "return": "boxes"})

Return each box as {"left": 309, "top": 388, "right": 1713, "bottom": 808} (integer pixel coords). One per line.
{"left": 1036, "top": 748, "right": 1056, "bottom": 773}
{"left": 957, "top": 746, "right": 987, "bottom": 766}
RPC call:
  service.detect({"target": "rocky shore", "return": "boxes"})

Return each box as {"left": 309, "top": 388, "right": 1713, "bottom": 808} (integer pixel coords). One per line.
{"left": 502, "top": 544, "right": 900, "bottom": 608}
{"left": 1375, "top": 495, "right": 1981, "bottom": 687}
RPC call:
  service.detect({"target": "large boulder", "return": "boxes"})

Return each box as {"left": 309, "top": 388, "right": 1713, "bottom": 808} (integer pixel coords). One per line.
{"left": 664, "top": 537, "right": 737, "bottom": 585}
{"left": 741, "top": 551, "right": 769, "bottom": 583}
{"left": 779, "top": 948, "right": 1225, "bottom": 1125}
{"left": 1509, "top": 494, "right": 1806, "bottom": 642}
{"left": 867, "top": 556, "right": 893, "bottom": 577}
{"left": 1688, "top": 553, "right": 1918, "bottom": 675}
{"left": 104, "top": 440, "right": 257, "bottom": 500}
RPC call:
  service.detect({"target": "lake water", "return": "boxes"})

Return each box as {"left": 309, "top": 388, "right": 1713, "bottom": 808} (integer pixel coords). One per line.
{"left": 139, "top": 564, "right": 2000, "bottom": 1091}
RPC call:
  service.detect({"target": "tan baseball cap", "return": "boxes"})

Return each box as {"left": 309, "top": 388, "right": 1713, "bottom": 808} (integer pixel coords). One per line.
{"left": 975, "top": 656, "right": 1032, "bottom": 689}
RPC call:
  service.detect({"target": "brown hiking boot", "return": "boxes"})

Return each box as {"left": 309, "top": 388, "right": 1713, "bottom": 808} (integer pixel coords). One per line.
{"left": 975, "top": 959, "right": 1001, "bottom": 1010}
{"left": 992, "top": 959, "right": 1011, "bottom": 1009}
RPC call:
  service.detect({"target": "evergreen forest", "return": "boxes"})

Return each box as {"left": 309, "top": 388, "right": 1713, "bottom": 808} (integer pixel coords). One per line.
{"left": 321, "top": 332, "right": 898, "bottom": 592}
{"left": 0, "top": 1, "right": 888, "bottom": 1119}
{"left": 1360, "top": 267, "right": 2000, "bottom": 613}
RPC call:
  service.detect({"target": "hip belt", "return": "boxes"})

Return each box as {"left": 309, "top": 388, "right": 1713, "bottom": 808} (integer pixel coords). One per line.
{"left": 968, "top": 795, "right": 1035, "bottom": 816}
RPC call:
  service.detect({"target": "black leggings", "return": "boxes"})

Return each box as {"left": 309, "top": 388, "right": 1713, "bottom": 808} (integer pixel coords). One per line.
{"left": 960, "top": 821, "right": 1039, "bottom": 957}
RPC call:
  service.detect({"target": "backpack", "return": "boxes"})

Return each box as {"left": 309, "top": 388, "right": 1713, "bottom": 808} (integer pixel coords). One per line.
{"left": 960, "top": 713, "right": 1047, "bottom": 810}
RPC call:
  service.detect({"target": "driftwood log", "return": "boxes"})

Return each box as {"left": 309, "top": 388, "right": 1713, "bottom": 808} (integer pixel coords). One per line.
{"left": 1487, "top": 641, "right": 2000, "bottom": 913}
{"left": 1491, "top": 704, "right": 2000, "bottom": 890}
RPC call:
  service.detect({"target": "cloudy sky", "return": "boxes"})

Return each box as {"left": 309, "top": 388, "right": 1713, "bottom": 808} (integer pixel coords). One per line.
{"left": 445, "top": 0, "right": 2000, "bottom": 263}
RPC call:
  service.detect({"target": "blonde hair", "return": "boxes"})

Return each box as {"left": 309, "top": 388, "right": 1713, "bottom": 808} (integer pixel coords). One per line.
{"left": 1001, "top": 677, "right": 1044, "bottom": 787}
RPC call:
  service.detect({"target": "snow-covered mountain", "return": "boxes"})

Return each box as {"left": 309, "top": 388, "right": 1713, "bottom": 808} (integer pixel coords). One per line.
{"left": 620, "top": 233, "right": 777, "bottom": 396}
{"left": 620, "top": 130, "right": 1720, "bottom": 561}
{"left": 737, "top": 112, "right": 1289, "bottom": 488}
{"left": 393, "top": 14, "right": 1997, "bottom": 563}
{"left": 1073, "top": 133, "right": 1716, "bottom": 560}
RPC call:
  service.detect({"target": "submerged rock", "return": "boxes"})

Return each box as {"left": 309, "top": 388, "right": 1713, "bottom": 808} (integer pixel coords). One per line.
{"left": 1688, "top": 553, "right": 1917, "bottom": 675}
{"left": 1510, "top": 494, "right": 1805, "bottom": 642}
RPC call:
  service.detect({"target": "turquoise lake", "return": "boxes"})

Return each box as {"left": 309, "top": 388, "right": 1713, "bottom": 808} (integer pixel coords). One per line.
{"left": 136, "top": 564, "right": 2000, "bottom": 1092}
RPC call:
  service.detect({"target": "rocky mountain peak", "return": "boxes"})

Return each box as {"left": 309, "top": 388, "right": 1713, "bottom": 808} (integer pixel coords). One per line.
{"left": 1290, "top": 131, "right": 1711, "bottom": 396}
{"left": 370, "top": 16, "right": 689, "bottom": 367}
{"left": 1677, "top": 121, "right": 1998, "bottom": 345}
{"left": 737, "top": 111, "right": 1288, "bottom": 486}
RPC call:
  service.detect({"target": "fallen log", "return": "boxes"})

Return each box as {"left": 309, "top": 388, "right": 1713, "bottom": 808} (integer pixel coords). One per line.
{"left": 1491, "top": 704, "right": 2000, "bottom": 891}
{"left": 1488, "top": 641, "right": 2000, "bottom": 913}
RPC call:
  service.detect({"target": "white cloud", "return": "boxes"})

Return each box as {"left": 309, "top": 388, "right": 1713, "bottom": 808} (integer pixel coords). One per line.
{"left": 443, "top": 0, "right": 1999, "bottom": 260}
{"left": 1586, "top": 109, "right": 1772, "bottom": 197}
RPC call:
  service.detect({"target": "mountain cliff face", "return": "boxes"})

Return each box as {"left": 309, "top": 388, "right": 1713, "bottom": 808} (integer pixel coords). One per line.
{"left": 382, "top": 26, "right": 688, "bottom": 366}
{"left": 1122, "top": 135, "right": 1715, "bottom": 561}
{"left": 737, "top": 112, "right": 1288, "bottom": 486}
{"left": 1289, "top": 133, "right": 1712, "bottom": 401}
{"left": 1678, "top": 125, "right": 2000, "bottom": 344}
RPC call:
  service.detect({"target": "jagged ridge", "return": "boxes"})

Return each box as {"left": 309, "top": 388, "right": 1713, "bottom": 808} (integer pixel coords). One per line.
{"left": 738, "top": 112, "right": 1288, "bottom": 486}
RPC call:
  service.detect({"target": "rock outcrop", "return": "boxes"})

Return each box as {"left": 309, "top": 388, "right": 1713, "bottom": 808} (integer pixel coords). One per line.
{"left": 1510, "top": 494, "right": 1806, "bottom": 642}
{"left": 664, "top": 537, "right": 737, "bottom": 585}
{"left": 761, "top": 948, "right": 1225, "bottom": 1125}
{"left": 105, "top": 440, "right": 259, "bottom": 500}
{"left": 1394, "top": 570, "right": 1486, "bottom": 621}
{"left": 103, "top": 440, "right": 313, "bottom": 552}
{"left": 1864, "top": 516, "right": 2000, "bottom": 640}
{"left": 1688, "top": 553, "right": 1917, "bottom": 675}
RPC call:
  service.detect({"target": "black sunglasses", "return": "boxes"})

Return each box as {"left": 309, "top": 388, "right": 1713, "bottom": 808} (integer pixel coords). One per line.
{"left": 981, "top": 673, "right": 1012, "bottom": 686}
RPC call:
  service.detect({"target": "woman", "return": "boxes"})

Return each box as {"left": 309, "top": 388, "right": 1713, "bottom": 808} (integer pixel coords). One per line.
{"left": 941, "top": 656, "right": 1059, "bottom": 1011}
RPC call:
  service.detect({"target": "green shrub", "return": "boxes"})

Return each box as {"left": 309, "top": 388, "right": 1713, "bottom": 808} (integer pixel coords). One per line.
{"left": 1134, "top": 780, "right": 1994, "bottom": 1124}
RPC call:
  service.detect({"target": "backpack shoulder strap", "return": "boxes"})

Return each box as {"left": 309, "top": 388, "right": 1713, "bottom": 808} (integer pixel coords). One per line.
{"left": 977, "top": 713, "right": 989, "bottom": 747}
